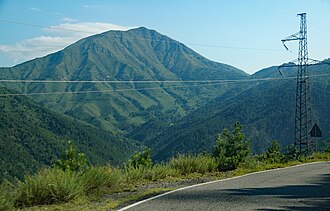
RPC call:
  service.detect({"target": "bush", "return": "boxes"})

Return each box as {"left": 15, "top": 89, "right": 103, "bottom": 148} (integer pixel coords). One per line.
{"left": 54, "top": 140, "right": 87, "bottom": 172}
{"left": 282, "top": 144, "right": 299, "bottom": 162}
{"left": 15, "top": 168, "right": 84, "bottom": 207}
{"left": 325, "top": 146, "right": 330, "bottom": 154}
{"left": 169, "top": 154, "right": 217, "bottom": 175}
{"left": 212, "top": 122, "right": 251, "bottom": 171}
{"left": 129, "top": 148, "right": 152, "bottom": 169}
{"left": 257, "top": 140, "right": 283, "bottom": 164}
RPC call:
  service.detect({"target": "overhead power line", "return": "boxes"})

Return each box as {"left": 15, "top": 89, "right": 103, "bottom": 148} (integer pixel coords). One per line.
{"left": 0, "top": 77, "right": 293, "bottom": 84}
{"left": 0, "top": 82, "right": 228, "bottom": 97}
{"left": 1, "top": 73, "right": 330, "bottom": 97}
{"left": 1, "top": 73, "right": 330, "bottom": 84}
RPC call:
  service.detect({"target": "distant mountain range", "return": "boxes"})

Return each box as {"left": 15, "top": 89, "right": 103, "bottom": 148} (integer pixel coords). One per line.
{"left": 0, "top": 27, "right": 329, "bottom": 177}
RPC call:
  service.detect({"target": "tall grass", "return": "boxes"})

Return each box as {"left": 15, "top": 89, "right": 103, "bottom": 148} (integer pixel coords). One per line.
{"left": 169, "top": 154, "right": 217, "bottom": 175}
{"left": 144, "top": 164, "right": 180, "bottom": 181}
{"left": 82, "top": 166, "right": 123, "bottom": 195}
{"left": 15, "top": 168, "right": 85, "bottom": 207}
{"left": 0, "top": 180, "right": 15, "bottom": 210}
{"left": 1, "top": 152, "right": 329, "bottom": 209}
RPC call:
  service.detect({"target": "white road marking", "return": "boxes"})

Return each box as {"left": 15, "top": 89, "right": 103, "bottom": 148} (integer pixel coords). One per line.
{"left": 118, "top": 161, "right": 326, "bottom": 210}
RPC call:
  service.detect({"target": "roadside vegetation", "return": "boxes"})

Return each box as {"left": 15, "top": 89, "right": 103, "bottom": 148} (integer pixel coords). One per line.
{"left": 1, "top": 122, "right": 329, "bottom": 210}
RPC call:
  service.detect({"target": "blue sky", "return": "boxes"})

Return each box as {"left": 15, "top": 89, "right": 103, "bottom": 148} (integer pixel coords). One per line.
{"left": 0, "top": 0, "right": 329, "bottom": 74}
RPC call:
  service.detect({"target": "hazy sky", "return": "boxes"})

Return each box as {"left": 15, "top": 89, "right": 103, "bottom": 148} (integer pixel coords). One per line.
{"left": 0, "top": 0, "right": 329, "bottom": 74}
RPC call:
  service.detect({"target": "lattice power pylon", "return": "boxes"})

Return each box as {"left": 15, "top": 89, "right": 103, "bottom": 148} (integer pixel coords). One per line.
{"left": 281, "top": 13, "right": 313, "bottom": 154}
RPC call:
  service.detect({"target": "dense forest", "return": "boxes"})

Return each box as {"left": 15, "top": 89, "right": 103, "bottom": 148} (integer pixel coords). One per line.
{"left": 0, "top": 87, "right": 140, "bottom": 182}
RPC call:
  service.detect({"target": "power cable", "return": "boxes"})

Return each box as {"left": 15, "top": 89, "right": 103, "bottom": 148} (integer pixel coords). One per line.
{"left": 1, "top": 72, "right": 330, "bottom": 84}
{"left": 0, "top": 82, "right": 231, "bottom": 97}
{"left": 2, "top": 73, "right": 330, "bottom": 97}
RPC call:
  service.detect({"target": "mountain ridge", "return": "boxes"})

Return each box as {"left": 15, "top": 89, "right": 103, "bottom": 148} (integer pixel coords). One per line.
{"left": 0, "top": 27, "right": 248, "bottom": 136}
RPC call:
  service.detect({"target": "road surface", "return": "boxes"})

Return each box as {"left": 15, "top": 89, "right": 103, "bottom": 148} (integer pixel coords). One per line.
{"left": 119, "top": 162, "right": 330, "bottom": 211}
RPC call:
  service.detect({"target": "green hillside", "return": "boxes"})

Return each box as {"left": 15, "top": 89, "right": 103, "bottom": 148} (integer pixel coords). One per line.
{"left": 0, "top": 27, "right": 248, "bottom": 136}
{"left": 148, "top": 61, "right": 330, "bottom": 161}
{"left": 0, "top": 87, "right": 140, "bottom": 182}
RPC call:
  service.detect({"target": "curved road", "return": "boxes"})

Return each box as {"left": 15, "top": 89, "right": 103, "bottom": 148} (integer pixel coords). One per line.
{"left": 120, "top": 162, "right": 330, "bottom": 211}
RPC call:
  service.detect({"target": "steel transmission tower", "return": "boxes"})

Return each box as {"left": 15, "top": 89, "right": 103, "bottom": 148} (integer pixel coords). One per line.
{"left": 281, "top": 13, "right": 313, "bottom": 154}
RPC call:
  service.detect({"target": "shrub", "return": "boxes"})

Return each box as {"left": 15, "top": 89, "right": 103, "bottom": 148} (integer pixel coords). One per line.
{"left": 325, "top": 146, "right": 330, "bottom": 154}
{"left": 212, "top": 122, "right": 251, "bottom": 171}
{"left": 15, "top": 168, "right": 84, "bottom": 207}
{"left": 257, "top": 140, "right": 283, "bottom": 164}
{"left": 282, "top": 144, "right": 299, "bottom": 162}
{"left": 169, "top": 154, "right": 217, "bottom": 175}
{"left": 54, "top": 140, "right": 87, "bottom": 172}
{"left": 129, "top": 148, "right": 152, "bottom": 169}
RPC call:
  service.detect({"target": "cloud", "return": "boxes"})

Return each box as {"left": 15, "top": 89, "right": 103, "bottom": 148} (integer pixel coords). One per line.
{"left": 82, "top": 4, "right": 105, "bottom": 9}
{"left": 28, "top": 6, "right": 63, "bottom": 17}
{"left": 28, "top": 7, "right": 42, "bottom": 12}
{"left": 60, "top": 17, "right": 78, "bottom": 23}
{"left": 45, "top": 22, "right": 130, "bottom": 37}
{"left": 0, "top": 22, "right": 133, "bottom": 66}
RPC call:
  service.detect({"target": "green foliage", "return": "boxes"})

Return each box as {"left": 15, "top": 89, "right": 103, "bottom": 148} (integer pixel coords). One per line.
{"left": 55, "top": 141, "right": 87, "bottom": 172}
{"left": 169, "top": 154, "right": 217, "bottom": 175}
{"left": 0, "top": 181, "right": 15, "bottom": 210}
{"left": 0, "top": 87, "right": 139, "bottom": 182}
{"left": 257, "top": 140, "right": 283, "bottom": 164}
{"left": 325, "top": 146, "right": 330, "bottom": 154}
{"left": 143, "top": 164, "right": 179, "bottom": 181}
{"left": 124, "top": 165, "right": 148, "bottom": 183}
{"left": 0, "top": 150, "right": 329, "bottom": 209}
{"left": 282, "top": 144, "right": 299, "bottom": 162}
{"left": 82, "top": 166, "right": 122, "bottom": 195}
{"left": 0, "top": 27, "right": 247, "bottom": 147}
{"left": 15, "top": 168, "right": 84, "bottom": 207}
{"left": 238, "top": 156, "right": 261, "bottom": 172}
{"left": 212, "top": 122, "right": 251, "bottom": 171}
{"left": 149, "top": 61, "right": 330, "bottom": 161}
{"left": 124, "top": 164, "right": 179, "bottom": 183}
{"left": 128, "top": 148, "right": 153, "bottom": 169}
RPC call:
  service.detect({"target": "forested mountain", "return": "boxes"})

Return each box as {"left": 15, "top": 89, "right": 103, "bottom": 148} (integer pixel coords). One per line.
{"left": 0, "top": 26, "right": 328, "bottom": 169}
{"left": 147, "top": 60, "right": 330, "bottom": 161}
{"left": 0, "top": 87, "right": 140, "bottom": 182}
{"left": 0, "top": 27, "right": 248, "bottom": 136}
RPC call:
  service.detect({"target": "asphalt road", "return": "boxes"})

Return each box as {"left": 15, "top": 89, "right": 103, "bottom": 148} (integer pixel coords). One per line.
{"left": 119, "top": 162, "right": 330, "bottom": 211}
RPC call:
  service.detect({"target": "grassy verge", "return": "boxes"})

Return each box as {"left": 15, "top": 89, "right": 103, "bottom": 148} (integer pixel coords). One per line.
{"left": 1, "top": 153, "right": 329, "bottom": 210}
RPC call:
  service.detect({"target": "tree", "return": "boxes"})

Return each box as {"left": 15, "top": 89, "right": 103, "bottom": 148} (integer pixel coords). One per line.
{"left": 129, "top": 148, "right": 152, "bottom": 169}
{"left": 283, "top": 144, "right": 299, "bottom": 162}
{"left": 54, "top": 141, "right": 87, "bottom": 172}
{"left": 264, "top": 140, "right": 282, "bottom": 163}
{"left": 212, "top": 122, "right": 251, "bottom": 170}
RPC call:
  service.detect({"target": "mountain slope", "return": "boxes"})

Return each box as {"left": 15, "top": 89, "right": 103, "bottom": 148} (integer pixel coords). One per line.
{"left": 0, "top": 27, "right": 248, "bottom": 135}
{"left": 0, "top": 87, "right": 140, "bottom": 182}
{"left": 149, "top": 61, "right": 330, "bottom": 161}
